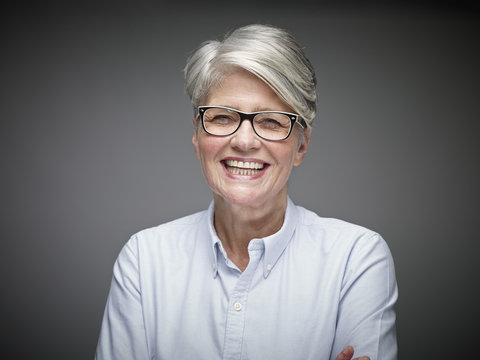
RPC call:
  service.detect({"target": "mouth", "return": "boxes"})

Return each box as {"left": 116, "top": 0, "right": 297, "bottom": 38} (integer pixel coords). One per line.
{"left": 223, "top": 159, "right": 267, "bottom": 176}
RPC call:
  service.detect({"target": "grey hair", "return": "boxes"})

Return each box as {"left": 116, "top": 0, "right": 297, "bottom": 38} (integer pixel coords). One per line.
{"left": 184, "top": 24, "right": 317, "bottom": 129}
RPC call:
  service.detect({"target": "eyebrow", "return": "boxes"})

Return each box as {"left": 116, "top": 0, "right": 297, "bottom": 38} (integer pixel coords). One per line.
{"left": 213, "top": 105, "right": 285, "bottom": 113}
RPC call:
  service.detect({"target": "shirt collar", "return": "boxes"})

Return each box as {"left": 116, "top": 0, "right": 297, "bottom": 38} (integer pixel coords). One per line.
{"left": 206, "top": 201, "right": 221, "bottom": 278}
{"left": 206, "top": 197, "right": 298, "bottom": 279}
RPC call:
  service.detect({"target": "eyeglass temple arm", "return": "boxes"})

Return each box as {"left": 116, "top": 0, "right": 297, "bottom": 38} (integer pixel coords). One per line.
{"left": 296, "top": 117, "right": 307, "bottom": 129}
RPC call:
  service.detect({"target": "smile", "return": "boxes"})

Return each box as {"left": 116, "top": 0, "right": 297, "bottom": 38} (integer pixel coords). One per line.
{"left": 224, "top": 159, "right": 266, "bottom": 176}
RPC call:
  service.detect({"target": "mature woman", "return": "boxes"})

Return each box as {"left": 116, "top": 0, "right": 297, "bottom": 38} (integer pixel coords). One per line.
{"left": 95, "top": 24, "right": 397, "bottom": 360}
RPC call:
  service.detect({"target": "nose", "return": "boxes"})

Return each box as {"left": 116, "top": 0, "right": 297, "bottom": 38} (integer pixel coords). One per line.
{"left": 230, "top": 119, "right": 261, "bottom": 151}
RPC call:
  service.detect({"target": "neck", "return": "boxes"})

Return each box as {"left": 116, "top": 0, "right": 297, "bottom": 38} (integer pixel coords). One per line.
{"left": 213, "top": 193, "right": 288, "bottom": 271}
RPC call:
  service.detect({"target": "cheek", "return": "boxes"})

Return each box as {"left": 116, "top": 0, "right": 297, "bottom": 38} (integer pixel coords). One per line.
{"left": 197, "top": 136, "right": 225, "bottom": 162}
{"left": 271, "top": 143, "right": 299, "bottom": 168}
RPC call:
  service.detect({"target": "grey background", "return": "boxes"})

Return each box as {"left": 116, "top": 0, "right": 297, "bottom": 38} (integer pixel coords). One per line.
{"left": 1, "top": 1, "right": 479, "bottom": 359}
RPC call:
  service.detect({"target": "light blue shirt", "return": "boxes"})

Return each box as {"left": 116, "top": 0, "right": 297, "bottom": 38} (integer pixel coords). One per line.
{"left": 95, "top": 198, "right": 397, "bottom": 360}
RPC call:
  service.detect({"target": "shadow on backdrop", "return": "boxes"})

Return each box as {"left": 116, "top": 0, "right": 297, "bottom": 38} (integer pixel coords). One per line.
{"left": 1, "top": 1, "right": 479, "bottom": 358}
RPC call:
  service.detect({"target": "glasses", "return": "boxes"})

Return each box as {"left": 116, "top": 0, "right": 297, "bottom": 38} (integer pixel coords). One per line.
{"left": 197, "top": 106, "right": 306, "bottom": 141}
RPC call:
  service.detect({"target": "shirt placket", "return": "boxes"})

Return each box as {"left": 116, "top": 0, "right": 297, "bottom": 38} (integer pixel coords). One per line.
{"left": 222, "top": 245, "right": 263, "bottom": 360}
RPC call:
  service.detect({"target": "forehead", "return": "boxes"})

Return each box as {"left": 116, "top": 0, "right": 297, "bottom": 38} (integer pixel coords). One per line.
{"left": 205, "top": 69, "right": 293, "bottom": 114}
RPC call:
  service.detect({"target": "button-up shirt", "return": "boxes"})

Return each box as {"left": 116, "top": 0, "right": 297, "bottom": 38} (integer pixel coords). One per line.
{"left": 95, "top": 198, "right": 398, "bottom": 360}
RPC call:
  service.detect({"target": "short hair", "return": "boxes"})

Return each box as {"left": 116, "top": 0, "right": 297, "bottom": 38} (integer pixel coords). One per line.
{"left": 184, "top": 24, "right": 317, "bottom": 129}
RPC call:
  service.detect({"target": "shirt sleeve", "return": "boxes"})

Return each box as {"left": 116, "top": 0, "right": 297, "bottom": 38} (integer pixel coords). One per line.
{"left": 330, "top": 233, "right": 398, "bottom": 360}
{"left": 95, "top": 236, "right": 149, "bottom": 360}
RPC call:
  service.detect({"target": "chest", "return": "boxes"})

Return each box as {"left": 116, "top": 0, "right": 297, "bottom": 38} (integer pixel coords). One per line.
{"left": 143, "top": 247, "right": 343, "bottom": 360}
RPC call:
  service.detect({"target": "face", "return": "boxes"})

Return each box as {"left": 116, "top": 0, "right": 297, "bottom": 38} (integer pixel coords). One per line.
{"left": 192, "top": 69, "right": 310, "bottom": 209}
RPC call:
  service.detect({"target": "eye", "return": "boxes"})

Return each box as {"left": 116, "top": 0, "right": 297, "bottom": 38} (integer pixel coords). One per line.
{"left": 255, "top": 114, "right": 290, "bottom": 130}
{"left": 259, "top": 118, "right": 282, "bottom": 128}
{"left": 204, "top": 109, "right": 238, "bottom": 126}
{"left": 210, "top": 114, "right": 237, "bottom": 124}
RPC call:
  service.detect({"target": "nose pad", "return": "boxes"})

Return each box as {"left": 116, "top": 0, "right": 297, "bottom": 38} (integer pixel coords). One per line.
{"left": 238, "top": 118, "right": 256, "bottom": 133}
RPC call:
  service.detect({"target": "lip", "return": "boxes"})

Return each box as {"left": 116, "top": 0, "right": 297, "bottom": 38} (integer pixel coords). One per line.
{"left": 221, "top": 157, "right": 270, "bottom": 179}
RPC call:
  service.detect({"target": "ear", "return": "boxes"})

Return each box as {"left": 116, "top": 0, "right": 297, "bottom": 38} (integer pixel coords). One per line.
{"left": 293, "top": 128, "right": 311, "bottom": 166}
{"left": 192, "top": 116, "right": 200, "bottom": 159}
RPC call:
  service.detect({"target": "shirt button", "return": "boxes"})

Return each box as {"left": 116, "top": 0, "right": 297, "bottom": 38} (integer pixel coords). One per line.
{"left": 266, "top": 263, "right": 272, "bottom": 271}
{"left": 233, "top": 302, "right": 242, "bottom": 311}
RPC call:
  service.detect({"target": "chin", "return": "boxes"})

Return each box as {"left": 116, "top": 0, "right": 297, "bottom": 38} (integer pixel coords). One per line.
{"left": 215, "top": 189, "right": 265, "bottom": 208}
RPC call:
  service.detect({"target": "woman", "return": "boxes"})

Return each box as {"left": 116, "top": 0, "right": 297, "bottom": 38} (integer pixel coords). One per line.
{"left": 95, "top": 24, "right": 397, "bottom": 360}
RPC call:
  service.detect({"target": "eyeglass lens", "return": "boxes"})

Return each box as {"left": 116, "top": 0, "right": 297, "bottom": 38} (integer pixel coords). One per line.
{"left": 202, "top": 108, "right": 293, "bottom": 140}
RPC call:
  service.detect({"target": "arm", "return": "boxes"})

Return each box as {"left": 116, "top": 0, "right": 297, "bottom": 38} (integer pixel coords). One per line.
{"left": 331, "top": 233, "right": 398, "bottom": 360}
{"left": 95, "top": 236, "right": 149, "bottom": 360}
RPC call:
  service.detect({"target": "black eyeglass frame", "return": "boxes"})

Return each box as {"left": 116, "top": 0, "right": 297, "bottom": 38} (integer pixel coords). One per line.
{"left": 197, "top": 106, "right": 307, "bottom": 141}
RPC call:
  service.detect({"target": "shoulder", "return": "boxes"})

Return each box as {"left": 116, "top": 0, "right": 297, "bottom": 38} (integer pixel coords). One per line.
{"left": 295, "top": 205, "right": 377, "bottom": 242}
{"left": 118, "top": 209, "right": 210, "bottom": 263}
{"left": 293, "top": 205, "right": 392, "bottom": 261}
{"left": 294, "top": 204, "right": 397, "bottom": 292}
{"left": 136, "top": 209, "right": 208, "bottom": 242}
{"left": 296, "top": 205, "right": 368, "bottom": 231}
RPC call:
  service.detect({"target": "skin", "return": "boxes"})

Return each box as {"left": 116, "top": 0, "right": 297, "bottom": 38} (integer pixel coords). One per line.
{"left": 192, "top": 69, "right": 310, "bottom": 269}
{"left": 335, "top": 346, "right": 371, "bottom": 360}
{"left": 192, "top": 68, "right": 369, "bottom": 360}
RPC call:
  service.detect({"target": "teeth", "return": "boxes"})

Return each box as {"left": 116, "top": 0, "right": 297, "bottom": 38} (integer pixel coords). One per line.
{"left": 228, "top": 168, "right": 260, "bottom": 176}
{"left": 225, "top": 159, "right": 264, "bottom": 170}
